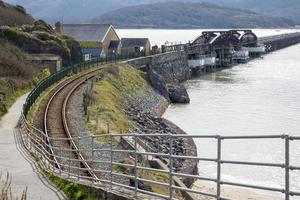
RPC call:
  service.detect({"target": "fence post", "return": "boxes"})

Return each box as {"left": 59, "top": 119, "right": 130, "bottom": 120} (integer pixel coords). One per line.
{"left": 68, "top": 151, "right": 71, "bottom": 178}
{"left": 77, "top": 137, "right": 80, "bottom": 181}
{"left": 169, "top": 134, "right": 173, "bottom": 200}
{"left": 134, "top": 134, "right": 138, "bottom": 197}
{"left": 110, "top": 134, "right": 113, "bottom": 189}
{"left": 91, "top": 136, "right": 95, "bottom": 184}
{"left": 217, "top": 135, "right": 222, "bottom": 200}
{"left": 285, "top": 135, "right": 290, "bottom": 200}
{"left": 59, "top": 145, "right": 62, "bottom": 176}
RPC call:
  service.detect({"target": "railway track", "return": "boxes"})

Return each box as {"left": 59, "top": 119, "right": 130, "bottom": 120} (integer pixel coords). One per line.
{"left": 44, "top": 68, "right": 102, "bottom": 181}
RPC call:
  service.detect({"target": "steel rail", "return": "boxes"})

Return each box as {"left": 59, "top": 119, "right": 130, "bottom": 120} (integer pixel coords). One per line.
{"left": 44, "top": 67, "right": 103, "bottom": 179}
{"left": 62, "top": 72, "right": 101, "bottom": 182}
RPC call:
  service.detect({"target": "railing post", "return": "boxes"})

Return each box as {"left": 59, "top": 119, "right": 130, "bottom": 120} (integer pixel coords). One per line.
{"left": 110, "top": 134, "right": 113, "bottom": 190}
{"left": 68, "top": 152, "right": 71, "bottom": 178}
{"left": 59, "top": 145, "right": 62, "bottom": 176}
{"left": 285, "top": 135, "right": 290, "bottom": 200}
{"left": 217, "top": 135, "right": 222, "bottom": 200}
{"left": 169, "top": 134, "right": 173, "bottom": 200}
{"left": 92, "top": 136, "right": 95, "bottom": 184}
{"left": 77, "top": 137, "right": 80, "bottom": 181}
{"left": 134, "top": 134, "right": 138, "bottom": 197}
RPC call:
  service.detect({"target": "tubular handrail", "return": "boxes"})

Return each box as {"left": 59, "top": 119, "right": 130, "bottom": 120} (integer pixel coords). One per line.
{"left": 19, "top": 119, "right": 300, "bottom": 200}
{"left": 20, "top": 52, "right": 300, "bottom": 199}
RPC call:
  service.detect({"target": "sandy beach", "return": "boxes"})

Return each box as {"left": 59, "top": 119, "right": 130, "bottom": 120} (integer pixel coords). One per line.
{"left": 192, "top": 180, "right": 283, "bottom": 200}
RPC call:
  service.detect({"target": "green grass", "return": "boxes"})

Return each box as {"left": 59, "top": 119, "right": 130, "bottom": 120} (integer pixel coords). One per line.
{"left": 86, "top": 64, "right": 148, "bottom": 134}
{"left": 25, "top": 65, "right": 105, "bottom": 124}
{"left": 42, "top": 169, "right": 100, "bottom": 200}
{"left": 0, "top": 86, "right": 30, "bottom": 118}
{"left": 80, "top": 41, "right": 101, "bottom": 48}
{"left": 112, "top": 157, "right": 178, "bottom": 197}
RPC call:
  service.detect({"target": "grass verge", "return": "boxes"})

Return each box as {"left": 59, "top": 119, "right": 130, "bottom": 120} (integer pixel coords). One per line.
{"left": 42, "top": 169, "right": 100, "bottom": 200}
{"left": 86, "top": 63, "right": 148, "bottom": 134}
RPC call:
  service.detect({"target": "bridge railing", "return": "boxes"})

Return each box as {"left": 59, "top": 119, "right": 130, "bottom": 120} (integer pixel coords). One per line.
{"left": 19, "top": 116, "right": 300, "bottom": 200}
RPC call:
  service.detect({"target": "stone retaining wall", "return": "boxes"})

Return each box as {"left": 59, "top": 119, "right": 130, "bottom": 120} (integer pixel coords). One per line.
{"left": 126, "top": 51, "right": 190, "bottom": 83}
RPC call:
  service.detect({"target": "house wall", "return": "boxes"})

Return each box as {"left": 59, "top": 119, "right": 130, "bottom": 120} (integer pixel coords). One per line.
{"left": 102, "top": 27, "right": 120, "bottom": 56}
{"left": 120, "top": 41, "right": 151, "bottom": 56}
{"left": 82, "top": 48, "right": 102, "bottom": 58}
{"left": 145, "top": 41, "right": 151, "bottom": 56}
{"left": 120, "top": 47, "right": 137, "bottom": 55}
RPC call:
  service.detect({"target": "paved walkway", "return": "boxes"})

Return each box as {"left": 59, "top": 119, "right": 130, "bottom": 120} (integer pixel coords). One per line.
{"left": 0, "top": 94, "right": 65, "bottom": 200}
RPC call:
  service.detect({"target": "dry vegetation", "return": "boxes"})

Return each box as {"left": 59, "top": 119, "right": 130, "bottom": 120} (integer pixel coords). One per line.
{"left": 0, "top": 1, "right": 34, "bottom": 26}
{"left": 0, "top": 39, "right": 39, "bottom": 117}
{"left": 0, "top": 172, "right": 27, "bottom": 200}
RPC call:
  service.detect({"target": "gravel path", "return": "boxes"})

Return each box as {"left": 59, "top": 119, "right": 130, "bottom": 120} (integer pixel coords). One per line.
{"left": 0, "top": 94, "right": 65, "bottom": 200}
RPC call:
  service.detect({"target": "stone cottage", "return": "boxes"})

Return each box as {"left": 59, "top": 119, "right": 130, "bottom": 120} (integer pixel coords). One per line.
{"left": 120, "top": 38, "right": 151, "bottom": 56}
{"left": 55, "top": 22, "right": 120, "bottom": 59}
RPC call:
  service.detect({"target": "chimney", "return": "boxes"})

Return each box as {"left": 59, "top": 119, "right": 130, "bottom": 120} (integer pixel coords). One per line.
{"left": 55, "top": 21, "right": 62, "bottom": 33}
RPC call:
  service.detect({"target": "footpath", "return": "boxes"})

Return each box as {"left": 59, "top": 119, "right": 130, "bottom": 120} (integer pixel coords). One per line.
{"left": 0, "top": 94, "right": 65, "bottom": 200}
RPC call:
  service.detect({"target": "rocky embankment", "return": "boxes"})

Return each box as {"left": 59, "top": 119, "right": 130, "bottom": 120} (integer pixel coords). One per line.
{"left": 82, "top": 63, "right": 198, "bottom": 191}
{"left": 125, "top": 65, "right": 197, "bottom": 187}
{"left": 127, "top": 98, "right": 198, "bottom": 187}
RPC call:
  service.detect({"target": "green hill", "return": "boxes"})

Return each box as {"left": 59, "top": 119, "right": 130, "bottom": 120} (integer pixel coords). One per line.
{"left": 5, "top": 0, "right": 300, "bottom": 25}
{"left": 0, "top": 1, "right": 82, "bottom": 118}
{"left": 93, "top": 2, "right": 295, "bottom": 29}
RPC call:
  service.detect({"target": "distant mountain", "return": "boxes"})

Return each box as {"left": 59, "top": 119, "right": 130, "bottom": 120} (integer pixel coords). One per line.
{"left": 92, "top": 2, "right": 295, "bottom": 29}
{"left": 204, "top": 0, "right": 300, "bottom": 24}
{"left": 0, "top": 0, "right": 34, "bottom": 26}
{"left": 4, "top": 0, "right": 300, "bottom": 25}
{"left": 3, "top": 0, "right": 163, "bottom": 24}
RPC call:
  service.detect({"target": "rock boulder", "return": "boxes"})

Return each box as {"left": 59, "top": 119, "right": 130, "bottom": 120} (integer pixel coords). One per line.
{"left": 167, "top": 83, "right": 190, "bottom": 103}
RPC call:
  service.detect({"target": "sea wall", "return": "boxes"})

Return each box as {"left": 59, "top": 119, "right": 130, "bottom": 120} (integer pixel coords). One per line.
{"left": 126, "top": 51, "right": 190, "bottom": 83}
{"left": 126, "top": 51, "right": 190, "bottom": 104}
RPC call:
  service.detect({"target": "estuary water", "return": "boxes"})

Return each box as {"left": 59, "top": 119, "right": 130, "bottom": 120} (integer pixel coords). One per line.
{"left": 163, "top": 44, "right": 300, "bottom": 198}
{"left": 117, "top": 29, "right": 300, "bottom": 198}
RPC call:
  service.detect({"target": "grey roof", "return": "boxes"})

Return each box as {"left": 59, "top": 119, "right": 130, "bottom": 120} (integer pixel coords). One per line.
{"left": 121, "top": 38, "right": 150, "bottom": 47}
{"left": 62, "top": 24, "right": 112, "bottom": 42}
{"left": 109, "top": 40, "right": 120, "bottom": 49}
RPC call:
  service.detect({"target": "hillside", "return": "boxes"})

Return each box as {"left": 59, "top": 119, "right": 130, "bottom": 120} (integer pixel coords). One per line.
{"left": 93, "top": 2, "right": 295, "bottom": 29}
{"left": 0, "top": 2, "right": 82, "bottom": 118}
{"left": 4, "top": 0, "right": 300, "bottom": 25}
{"left": 0, "top": 39, "right": 40, "bottom": 117}
{"left": 0, "top": 0, "right": 34, "bottom": 26}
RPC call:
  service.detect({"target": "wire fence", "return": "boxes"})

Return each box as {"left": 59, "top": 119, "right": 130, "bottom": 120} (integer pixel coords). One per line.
{"left": 19, "top": 116, "right": 300, "bottom": 200}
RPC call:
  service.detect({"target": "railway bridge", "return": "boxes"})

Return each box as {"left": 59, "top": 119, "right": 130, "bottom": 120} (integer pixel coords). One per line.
{"left": 164, "top": 30, "right": 300, "bottom": 75}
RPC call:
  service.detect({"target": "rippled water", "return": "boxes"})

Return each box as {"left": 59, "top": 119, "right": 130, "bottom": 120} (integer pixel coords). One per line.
{"left": 118, "top": 28, "right": 300, "bottom": 198}
{"left": 163, "top": 44, "right": 300, "bottom": 198}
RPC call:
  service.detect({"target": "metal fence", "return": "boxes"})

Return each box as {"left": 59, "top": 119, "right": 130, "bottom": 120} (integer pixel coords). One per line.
{"left": 20, "top": 50, "right": 300, "bottom": 199}
{"left": 23, "top": 53, "right": 142, "bottom": 117}
{"left": 19, "top": 116, "right": 300, "bottom": 200}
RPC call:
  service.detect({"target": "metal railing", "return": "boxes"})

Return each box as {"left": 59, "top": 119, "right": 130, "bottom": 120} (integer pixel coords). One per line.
{"left": 23, "top": 53, "right": 143, "bottom": 117}
{"left": 20, "top": 47, "right": 300, "bottom": 199}
{"left": 19, "top": 117, "right": 300, "bottom": 200}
